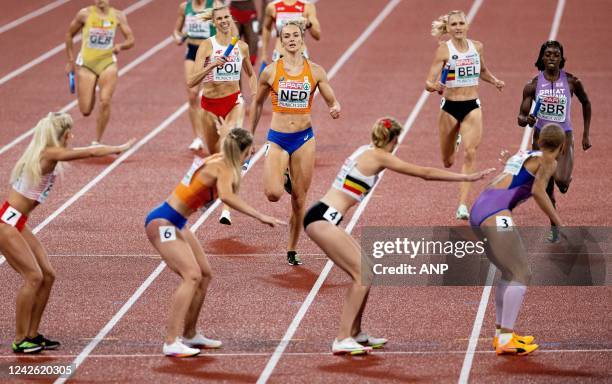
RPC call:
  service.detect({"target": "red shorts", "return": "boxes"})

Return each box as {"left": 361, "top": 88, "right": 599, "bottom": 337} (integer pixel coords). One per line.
{"left": 201, "top": 92, "right": 242, "bottom": 118}
{"left": 230, "top": 7, "right": 257, "bottom": 24}
{"left": 0, "top": 201, "right": 28, "bottom": 232}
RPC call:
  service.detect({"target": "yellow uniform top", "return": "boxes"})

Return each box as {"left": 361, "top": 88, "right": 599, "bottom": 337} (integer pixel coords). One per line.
{"left": 78, "top": 6, "right": 117, "bottom": 74}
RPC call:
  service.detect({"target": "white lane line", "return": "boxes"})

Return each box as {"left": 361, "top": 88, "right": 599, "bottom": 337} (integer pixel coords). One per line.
{"left": 459, "top": 1, "right": 565, "bottom": 383}
{"left": 0, "top": 103, "right": 188, "bottom": 267}
{"left": 257, "top": 0, "right": 485, "bottom": 382}
{"left": 45, "top": 253, "right": 325, "bottom": 257}
{"left": 0, "top": 0, "right": 154, "bottom": 86}
{"left": 2, "top": 348, "right": 611, "bottom": 360}
{"left": 53, "top": 0, "right": 400, "bottom": 380}
{"left": 549, "top": 0, "right": 566, "bottom": 41}
{"left": 0, "top": 0, "right": 72, "bottom": 35}
{"left": 0, "top": 35, "right": 172, "bottom": 156}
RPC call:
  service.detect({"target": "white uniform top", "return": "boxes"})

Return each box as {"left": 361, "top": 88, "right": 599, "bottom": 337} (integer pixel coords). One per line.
{"left": 12, "top": 170, "right": 57, "bottom": 204}
{"left": 445, "top": 39, "right": 480, "bottom": 88}
{"left": 203, "top": 36, "right": 243, "bottom": 82}
{"left": 332, "top": 145, "right": 379, "bottom": 202}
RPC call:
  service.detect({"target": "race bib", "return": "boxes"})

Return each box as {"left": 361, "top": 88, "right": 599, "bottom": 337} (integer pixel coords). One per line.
{"left": 182, "top": 157, "right": 206, "bottom": 186}
{"left": 536, "top": 94, "right": 568, "bottom": 122}
{"left": 159, "top": 226, "right": 177, "bottom": 242}
{"left": 323, "top": 206, "right": 342, "bottom": 225}
{"left": 277, "top": 77, "right": 311, "bottom": 109}
{"left": 496, "top": 215, "right": 514, "bottom": 231}
{"left": 87, "top": 27, "right": 115, "bottom": 50}
{"left": 453, "top": 55, "right": 480, "bottom": 86}
{"left": 503, "top": 151, "right": 531, "bottom": 176}
{"left": 212, "top": 51, "right": 242, "bottom": 82}
{"left": 1, "top": 205, "right": 22, "bottom": 227}
{"left": 185, "top": 15, "right": 211, "bottom": 39}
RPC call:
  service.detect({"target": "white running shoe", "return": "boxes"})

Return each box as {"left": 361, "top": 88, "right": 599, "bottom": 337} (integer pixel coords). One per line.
{"left": 189, "top": 137, "right": 204, "bottom": 151}
{"left": 456, "top": 204, "right": 470, "bottom": 220}
{"left": 354, "top": 331, "right": 388, "bottom": 348}
{"left": 455, "top": 133, "right": 462, "bottom": 153}
{"left": 163, "top": 337, "right": 200, "bottom": 357}
{"left": 183, "top": 332, "right": 223, "bottom": 349}
{"left": 219, "top": 209, "right": 232, "bottom": 225}
{"left": 332, "top": 337, "right": 372, "bottom": 355}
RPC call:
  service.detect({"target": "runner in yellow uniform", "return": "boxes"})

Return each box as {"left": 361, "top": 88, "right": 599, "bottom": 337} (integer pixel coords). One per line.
{"left": 65, "top": 0, "right": 134, "bottom": 144}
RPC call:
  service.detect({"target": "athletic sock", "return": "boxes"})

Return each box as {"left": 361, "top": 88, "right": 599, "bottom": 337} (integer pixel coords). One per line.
{"left": 501, "top": 282, "right": 527, "bottom": 331}
{"left": 495, "top": 279, "right": 510, "bottom": 326}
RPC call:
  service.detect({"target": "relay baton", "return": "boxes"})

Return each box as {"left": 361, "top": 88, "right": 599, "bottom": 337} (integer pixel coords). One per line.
{"left": 68, "top": 71, "right": 75, "bottom": 94}
{"left": 519, "top": 97, "right": 542, "bottom": 151}
{"left": 241, "top": 158, "right": 251, "bottom": 172}
{"left": 259, "top": 61, "right": 267, "bottom": 76}
{"left": 438, "top": 64, "right": 450, "bottom": 95}
{"left": 223, "top": 36, "right": 239, "bottom": 57}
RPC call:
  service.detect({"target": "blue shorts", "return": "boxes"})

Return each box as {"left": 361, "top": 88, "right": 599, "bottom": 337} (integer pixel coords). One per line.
{"left": 267, "top": 127, "right": 314, "bottom": 155}
{"left": 145, "top": 201, "right": 188, "bottom": 230}
{"left": 185, "top": 43, "right": 199, "bottom": 61}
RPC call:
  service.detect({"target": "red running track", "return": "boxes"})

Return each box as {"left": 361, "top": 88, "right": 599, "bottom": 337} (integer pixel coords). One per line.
{"left": 0, "top": 0, "right": 610, "bottom": 383}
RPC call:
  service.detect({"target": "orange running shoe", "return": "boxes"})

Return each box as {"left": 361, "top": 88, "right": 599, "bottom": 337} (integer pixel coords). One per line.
{"left": 496, "top": 334, "right": 538, "bottom": 356}
{"left": 492, "top": 332, "right": 535, "bottom": 349}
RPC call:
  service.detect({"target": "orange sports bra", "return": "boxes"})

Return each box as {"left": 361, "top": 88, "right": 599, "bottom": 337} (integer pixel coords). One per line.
{"left": 173, "top": 157, "right": 218, "bottom": 210}
{"left": 271, "top": 58, "right": 315, "bottom": 114}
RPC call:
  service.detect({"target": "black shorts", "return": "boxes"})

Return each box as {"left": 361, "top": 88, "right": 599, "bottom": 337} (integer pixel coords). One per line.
{"left": 185, "top": 43, "right": 199, "bottom": 61}
{"left": 303, "top": 201, "right": 343, "bottom": 229}
{"left": 441, "top": 98, "right": 480, "bottom": 122}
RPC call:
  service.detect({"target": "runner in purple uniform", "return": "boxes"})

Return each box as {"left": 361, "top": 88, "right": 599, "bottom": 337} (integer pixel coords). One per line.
{"left": 470, "top": 123, "right": 566, "bottom": 356}
{"left": 517, "top": 40, "right": 591, "bottom": 241}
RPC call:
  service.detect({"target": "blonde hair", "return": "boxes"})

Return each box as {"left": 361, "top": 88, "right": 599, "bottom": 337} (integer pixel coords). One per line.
{"left": 538, "top": 123, "right": 565, "bottom": 150}
{"left": 10, "top": 112, "right": 73, "bottom": 185}
{"left": 431, "top": 10, "right": 466, "bottom": 38}
{"left": 198, "top": 5, "right": 229, "bottom": 23}
{"left": 279, "top": 20, "right": 305, "bottom": 42}
{"left": 371, "top": 117, "right": 403, "bottom": 148}
{"left": 221, "top": 128, "right": 253, "bottom": 192}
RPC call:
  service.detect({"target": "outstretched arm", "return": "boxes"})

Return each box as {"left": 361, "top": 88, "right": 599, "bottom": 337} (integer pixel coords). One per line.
{"left": 377, "top": 150, "right": 494, "bottom": 181}
{"left": 43, "top": 139, "right": 135, "bottom": 161}
{"left": 531, "top": 157, "right": 562, "bottom": 226}
{"left": 215, "top": 166, "right": 282, "bottom": 227}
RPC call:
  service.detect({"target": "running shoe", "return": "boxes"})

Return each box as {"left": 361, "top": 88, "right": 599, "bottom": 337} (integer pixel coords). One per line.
{"left": 495, "top": 334, "right": 538, "bottom": 356}
{"left": 163, "top": 338, "right": 200, "bottom": 357}
{"left": 183, "top": 332, "right": 222, "bottom": 349}
{"left": 355, "top": 331, "right": 388, "bottom": 349}
{"left": 284, "top": 169, "right": 292, "bottom": 194}
{"left": 219, "top": 209, "right": 232, "bottom": 225}
{"left": 332, "top": 337, "right": 372, "bottom": 355}
{"left": 12, "top": 339, "right": 43, "bottom": 354}
{"left": 546, "top": 226, "right": 560, "bottom": 243}
{"left": 492, "top": 332, "right": 535, "bottom": 349}
{"left": 90, "top": 141, "right": 101, "bottom": 146}
{"left": 456, "top": 204, "right": 470, "bottom": 220}
{"left": 189, "top": 137, "right": 204, "bottom": 151}
{"left": 287, "top": 251, "right": 302, "bottom": 266}
{"left": 28, "top": 334, "right": 60, "bottom": 350}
